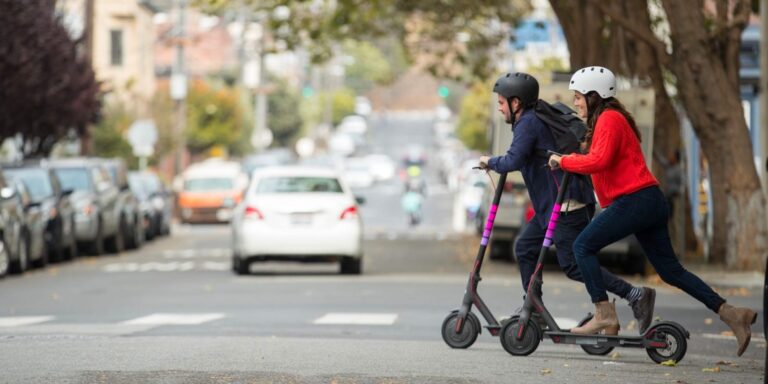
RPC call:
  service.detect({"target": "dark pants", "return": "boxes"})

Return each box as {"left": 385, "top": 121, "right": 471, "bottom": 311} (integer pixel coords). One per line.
{"left": 573, "top": 186, "right": 725, "bottom": 312}
{"left": 514, "top": 205, "right": 633, "bottom": 300}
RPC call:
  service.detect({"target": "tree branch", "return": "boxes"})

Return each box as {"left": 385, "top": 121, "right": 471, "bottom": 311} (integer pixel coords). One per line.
{"left": 586, "top": 0, "right": 672, "bottom": 65}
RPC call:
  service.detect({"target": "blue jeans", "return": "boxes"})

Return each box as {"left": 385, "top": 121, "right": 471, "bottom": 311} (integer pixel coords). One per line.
{"left": 515, "top": 206, "right": 633, "bottom": 299}
{"left": 573, "top": 186, "right": 725, "bottom": 312}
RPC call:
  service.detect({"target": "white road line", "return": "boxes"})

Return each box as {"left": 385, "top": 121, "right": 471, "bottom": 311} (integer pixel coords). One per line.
{"left": 122, "top": 313, "right": 225, "bottom": 325}
{"left": 313, "top": 313, "right": 398, "bottom": 326}
{"left": 0, "top": 316, "right": 54, "bottom": 327}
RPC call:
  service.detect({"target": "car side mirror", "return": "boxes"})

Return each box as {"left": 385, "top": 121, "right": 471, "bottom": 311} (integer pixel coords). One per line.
{"left": 355, "top": 196, "right": 366, "bottom": 205}
{"left": 0, "top": 187, "right": 16, "bottom": 200}
{"left": 61, "top": 188, "right": 74, "bottom": 197}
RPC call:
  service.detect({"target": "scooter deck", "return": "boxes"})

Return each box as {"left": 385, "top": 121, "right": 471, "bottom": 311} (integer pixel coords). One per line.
{"left": 544, "top": 331, "right": 663, "bottom": 349}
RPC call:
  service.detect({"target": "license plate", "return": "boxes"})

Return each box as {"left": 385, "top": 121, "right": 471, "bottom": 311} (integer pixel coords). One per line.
{"left": 216, "top": 209, "right": 232, "bottom": 221}
{"left": 291, "top": 213, "right": 313, "bottom": 225}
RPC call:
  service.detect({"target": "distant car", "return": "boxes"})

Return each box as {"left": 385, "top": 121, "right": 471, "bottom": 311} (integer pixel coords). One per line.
{"left": 48, "top": 158, "right": 121, "bottom": 255}
{"left": 242, "top": 148, "right": 295, "bottom": 178}
{"left": 4, "top": 164, "right": 77, "bottom": 262}
{"left": 341, "top": 159, "right": 375, "bottom": 189}
{"left": 364, "top": 154, "right": 396, "bottom": 182}
{"left": 231, "top": 166, "right": 364, "bottom": 275}
{"left": 11, "top": 181, "right": 47, "bottom": 269}
{"left": 176, "top": 159, "right": 248, "bottom": 224}
{"left": 0, "top": 172, "right": 28, "bottom": 276}
{"left": 100, "top": 158, "right": 144, "bottom": 250}
{"left": 128, "top": 171, "right": 173, "bottom": 239}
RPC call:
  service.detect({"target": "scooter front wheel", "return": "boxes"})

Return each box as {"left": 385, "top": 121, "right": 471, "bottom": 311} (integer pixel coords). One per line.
{"left": 500, "top": 316, "right": 541, "bottom": 356}
{"left": 576, "top": 313, "right": 615, "bottom": 356}
{"left": 442, "top": 311, "right": 480, "bottom": 349}
{"left": 645, "top": 323, "right": 688, "bottom": 364}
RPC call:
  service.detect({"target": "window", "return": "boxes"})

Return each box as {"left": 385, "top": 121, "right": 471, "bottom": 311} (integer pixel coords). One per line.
{"left": 255, "top": 177, "right": 343, "bottom": 194}
{"left": 110, "top": 29, "right": 123, "bottom": 66}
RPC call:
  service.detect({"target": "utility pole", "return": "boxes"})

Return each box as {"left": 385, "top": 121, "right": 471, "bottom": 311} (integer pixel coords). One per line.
{"left": 80, "top": 0, "right": 95, "bottom": 155}
{"left": 171, "top": 0, "right": 187, "bottom": 177}
{"left": 253, "top": 19, "right": 269, "bottom": 152}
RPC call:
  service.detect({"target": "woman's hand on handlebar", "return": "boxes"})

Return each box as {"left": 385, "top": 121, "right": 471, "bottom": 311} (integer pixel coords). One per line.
{"left": 548, "top": 154, "right": 562, "bottom": 170}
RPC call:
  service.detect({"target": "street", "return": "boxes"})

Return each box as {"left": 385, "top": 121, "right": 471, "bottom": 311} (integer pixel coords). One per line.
{"left": 0, "top": 116, "right": 763, "bottom": 383}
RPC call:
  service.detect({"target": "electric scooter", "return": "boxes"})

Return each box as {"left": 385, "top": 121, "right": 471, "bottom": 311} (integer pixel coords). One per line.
{"left": 499, "top": 167, "right": 690, "bottom": 364}
{"left": 441, "top": 170, "right": 509, "bottom": 349}
{"left": 442, "top": 164, "right": 690, "bottom": 364}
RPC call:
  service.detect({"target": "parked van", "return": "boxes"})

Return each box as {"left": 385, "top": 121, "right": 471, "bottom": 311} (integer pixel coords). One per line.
{"left": 176, "top": 159, "right": 248, "bottom": 224}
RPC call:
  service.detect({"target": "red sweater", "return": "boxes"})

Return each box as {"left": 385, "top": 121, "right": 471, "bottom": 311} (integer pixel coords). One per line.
{"left": 561, "top": 110, "right": 658, "bottom": 208}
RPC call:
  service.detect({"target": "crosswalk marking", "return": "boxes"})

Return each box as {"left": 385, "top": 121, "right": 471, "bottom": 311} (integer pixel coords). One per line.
{"left": 0, "top": 316, "right": 54, "bottom": 327}
{"left": 122, "top": 313, "right": 225, "bottom": 325}
{"left": 313, "top": 313, "right": 398, "bottom": 325}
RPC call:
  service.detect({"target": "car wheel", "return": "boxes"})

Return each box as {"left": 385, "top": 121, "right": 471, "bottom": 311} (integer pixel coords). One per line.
{"left": 0, "top": 240, "right": 9, "bottom": 278}
{"left": 90, "top": 219, "right": 105, "bottom": 256}
{"left": 107, "top": 217, "right": 126, "bottom": 254}
{"left": 489, "top": 239, "right": 512, "bottom": 261}
{"left": 340, "top": 256, "right": 362, "bottom": 275}
{"left": 232, "top": 253, "right": 249, "bottom": 275}
{"left": 9, "top": 233, "right": 29, "bottom": 275}
{"left": 32, "top": 237, "right": 48, "bottom": 269}
{"left": 67, "top": 218, "right": 78, "bottom": 260}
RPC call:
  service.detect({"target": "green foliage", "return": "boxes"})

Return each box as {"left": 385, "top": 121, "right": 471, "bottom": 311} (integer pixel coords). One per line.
{"left": 299, "top": 88, "right": 356, "bottom": 132}
{"left": 268, "top": 78, "right": 304, "bottom": 147}
{"left": 185, "top": 81, "right": 246, "bottom": 156}
{"left": 456, "top": 82, "right": 492, "bottom": 151}
{"left": 342, "top": 40, "right": 393, "bottom": 94}
{"left": 196, "top": 0, "right": 529, "bottom": 82}
{"left": 92, "top": 104, "right": 136, "bottom": 167}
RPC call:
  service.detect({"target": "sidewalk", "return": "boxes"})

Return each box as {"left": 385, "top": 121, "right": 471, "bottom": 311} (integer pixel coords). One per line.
{"left": 683, "top": 263, "right": 766, "bottom": 290}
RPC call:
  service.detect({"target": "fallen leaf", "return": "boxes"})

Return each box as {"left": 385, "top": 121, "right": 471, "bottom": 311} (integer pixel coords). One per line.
{"left": 702, "top": 366, "right": 721, "bottom": 373}
{"left": 704, "top": 318, "right": 713, "bottom": 325}
{"left": 716, "top": 361, "right": 738, "bottom": 367}
{"left": 720, "top": 331, "right": 735, "bottom": 337}
{"left": 660, "top": 359, "right": 677, "bottom": 367}
{"left": 610, "top": 351, "right": 621, "bottom": 360}
{"left": 603, "top": 361, "right": 624, "bottom": 366}
{"left": 654, "top": 315, "right": 663, "bottom": 322}
{"left": 563, "top": 364, "right": 570, "bottom": 368}
{"left": 625, "top": 319, "right": 637, "bottom": 331}
{"left": 540, "top": 368, "right": 552, "bottom": 375}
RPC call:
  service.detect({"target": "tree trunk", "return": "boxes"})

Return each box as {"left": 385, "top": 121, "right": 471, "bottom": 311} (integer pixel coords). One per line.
{"left": 662, "top": 0, "right": 767, "bottom": 269}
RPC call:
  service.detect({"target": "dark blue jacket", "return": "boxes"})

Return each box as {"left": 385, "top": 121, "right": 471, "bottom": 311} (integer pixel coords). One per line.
{"left": 487, "top": 109, "right": 596, "bottom": 227}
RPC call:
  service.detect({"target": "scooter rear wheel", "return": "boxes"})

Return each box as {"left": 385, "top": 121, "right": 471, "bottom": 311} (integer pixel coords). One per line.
{"left": 577, "top": 313, "right": 615, "bottom": 356}
{"left": 441, "top": 311, "right": 480, "bottom": 349}
{"left": 500, "top": 316, "right": 541, "bottom": 356}
{"left": 645, "top": 323, "right": 688, "bottom": 364}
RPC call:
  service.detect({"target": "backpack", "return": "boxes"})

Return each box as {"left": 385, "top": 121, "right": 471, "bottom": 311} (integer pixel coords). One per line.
{"left": 533, "top": 99, "right": 586, "bottom": 157}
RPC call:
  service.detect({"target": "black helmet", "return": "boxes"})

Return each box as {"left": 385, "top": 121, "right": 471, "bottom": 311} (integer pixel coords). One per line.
{"left": 493, "top": 72, "right": 539, "bottom": 107}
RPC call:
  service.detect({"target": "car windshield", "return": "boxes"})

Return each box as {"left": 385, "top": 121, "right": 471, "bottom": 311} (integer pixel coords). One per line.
{"left": 54, "top": 168, "right": 91, "bottom": 192}
{"left": 184, "top": 177, "right": 234, "bottom": 192}
{"left": 4, "top": 169, "right": 54, "bottom": 202}
{"left": 255, "top": 177, "right": 343, "bottom": 194}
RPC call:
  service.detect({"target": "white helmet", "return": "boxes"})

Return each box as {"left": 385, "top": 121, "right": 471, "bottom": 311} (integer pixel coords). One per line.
{"left": 568, "top": 66, "right": 616, "bottom": 98}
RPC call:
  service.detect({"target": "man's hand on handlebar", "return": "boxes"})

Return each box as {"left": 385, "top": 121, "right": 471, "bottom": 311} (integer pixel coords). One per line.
{"left": 478, "top": 156, "right": 491, "bottom": 170}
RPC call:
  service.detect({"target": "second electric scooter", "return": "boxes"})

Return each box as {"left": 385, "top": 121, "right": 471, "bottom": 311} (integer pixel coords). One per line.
{"left": 499, "top": 163, "right": 690, "bottom": 364}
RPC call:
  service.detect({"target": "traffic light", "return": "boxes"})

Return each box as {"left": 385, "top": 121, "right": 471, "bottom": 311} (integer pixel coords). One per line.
{"left": 438, "top": 85, "right": 450, "bottom": 98}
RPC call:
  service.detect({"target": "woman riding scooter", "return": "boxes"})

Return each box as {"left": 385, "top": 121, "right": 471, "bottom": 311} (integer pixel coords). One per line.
{"left": 549, "top": 66, "right": 757, "bottom": 356}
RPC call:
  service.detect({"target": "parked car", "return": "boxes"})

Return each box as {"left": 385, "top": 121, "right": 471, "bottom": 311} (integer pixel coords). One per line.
{"left": 100, "top": 158, "right": 143, "bottom": 250}
{"left": 231, "top": 166, "right": 364, "bottom": 275}
{"left": 48, "top": 158, "right": 121, "bottom": 255}
{"left": 0, "top": 172, "right": 28, "bottom": 277}
{"left": 11, "top": 181, "right": 47, "bottom": 269}
{"left": 4, "top": 163, "right": 77, "bottom": 262}
{"left": 176, "top": 159, "right": 248, "bottom": 224}
{"left": 128, "top": 171, "right": 172, "bottom": 239}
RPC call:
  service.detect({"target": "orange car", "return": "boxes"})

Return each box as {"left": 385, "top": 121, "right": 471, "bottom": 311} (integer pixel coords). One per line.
{"left": 177, "top": 160, "right": 248, "bottom": 224}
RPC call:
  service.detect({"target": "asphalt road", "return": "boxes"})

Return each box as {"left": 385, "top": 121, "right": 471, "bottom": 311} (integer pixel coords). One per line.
{"left": 0, "top": 115, "right": 763, "bottom": 383}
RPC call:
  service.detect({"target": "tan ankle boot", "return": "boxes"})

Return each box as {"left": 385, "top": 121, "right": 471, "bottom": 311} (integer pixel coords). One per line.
{"left": 571, "top": 300, "right": 620, "bottom": 335}
{"left": 718, "top": 303, "right": 757, "bottom": 357}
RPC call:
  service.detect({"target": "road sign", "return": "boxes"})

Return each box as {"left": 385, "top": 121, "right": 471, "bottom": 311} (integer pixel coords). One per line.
{"left": 127, "top": 119, "right": 158, "bottom": 157}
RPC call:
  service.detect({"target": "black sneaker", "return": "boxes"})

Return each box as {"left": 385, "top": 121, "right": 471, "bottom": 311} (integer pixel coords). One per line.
{"left": 630, "top": 287, "right": 656, "bottom": 333}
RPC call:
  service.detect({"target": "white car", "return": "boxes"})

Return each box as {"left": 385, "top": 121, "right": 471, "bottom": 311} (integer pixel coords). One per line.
{"left": 231, "top": 166, "right": 364, "bottom": 275}
{"left": 341, "top": 160, "right": 375, "bottom": 189}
